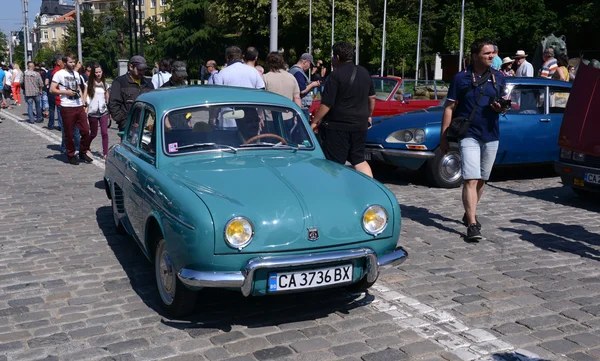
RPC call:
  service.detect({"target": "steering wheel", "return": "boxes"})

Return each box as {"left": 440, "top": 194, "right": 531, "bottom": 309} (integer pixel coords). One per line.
{"left": 243, "top": 133, "right": 288, "bottom": 145}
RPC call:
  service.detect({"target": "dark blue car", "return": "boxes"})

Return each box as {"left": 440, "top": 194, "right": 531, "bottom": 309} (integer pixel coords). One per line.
{"left": 365, "top": 77, "right": 572, "bottom": 188}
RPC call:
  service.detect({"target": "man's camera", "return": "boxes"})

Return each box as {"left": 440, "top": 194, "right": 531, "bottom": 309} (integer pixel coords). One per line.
{"left": 68, "top": 89, "right": 81, "bottom": 100}
{"left": 492, "top": 97, "right": 511, "bottom": 109}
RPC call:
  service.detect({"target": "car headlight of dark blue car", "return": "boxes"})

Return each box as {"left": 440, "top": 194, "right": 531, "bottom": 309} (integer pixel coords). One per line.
{"left": 386, "top": 128, "right": 426, "bottom": 144}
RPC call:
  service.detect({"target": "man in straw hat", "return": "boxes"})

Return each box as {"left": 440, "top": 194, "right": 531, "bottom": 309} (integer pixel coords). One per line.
{"left": 514, "top": 50, "right": 533, "bottom": 77}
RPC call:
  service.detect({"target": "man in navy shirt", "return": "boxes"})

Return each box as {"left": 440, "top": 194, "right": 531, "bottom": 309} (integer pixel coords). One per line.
{"left": 289, "top": 53, "right": 321, "bottom": 119}
{"left": 440, "top": 39, "right": 507, "bottom": 241}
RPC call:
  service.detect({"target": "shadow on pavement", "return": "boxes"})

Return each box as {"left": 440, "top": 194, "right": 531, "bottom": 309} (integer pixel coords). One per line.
{"left": 487, "top": 183, "right": 600, "bottom": 213}
{"left": 400, "top": 204, "right": 464, "bottom": 236}
{"left": 95, "top": 205, "right": 375, "bottom": 327}
{"left": 499, "top": 218, "right": 600, "bottom": 261}
{"left": 492, "top": 352, "right": 550, "bottom": 361}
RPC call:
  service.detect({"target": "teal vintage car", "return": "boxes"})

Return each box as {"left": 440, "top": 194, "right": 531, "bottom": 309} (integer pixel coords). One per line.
{"left": 103, "top": 85, "right": 407, "bottom": 316}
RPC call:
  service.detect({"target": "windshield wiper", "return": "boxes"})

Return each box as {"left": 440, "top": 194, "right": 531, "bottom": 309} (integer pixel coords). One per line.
{"left": 239, "top": 142, "right": 298, "bottom": 152}
{"left": 176, "top": 143, "right": 237, "bottom": 153}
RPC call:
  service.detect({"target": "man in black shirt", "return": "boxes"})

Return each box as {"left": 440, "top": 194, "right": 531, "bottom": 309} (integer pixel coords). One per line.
{"left": 310, "top": 42, "right": 376, "bottom": 177}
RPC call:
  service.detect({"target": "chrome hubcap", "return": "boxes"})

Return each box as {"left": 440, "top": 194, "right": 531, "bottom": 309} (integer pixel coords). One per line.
{"left": 440, "top": 152, "right": 462, "bottom": 183}
{"left": 156, "top": 242, "right": 175, "bottom": 305}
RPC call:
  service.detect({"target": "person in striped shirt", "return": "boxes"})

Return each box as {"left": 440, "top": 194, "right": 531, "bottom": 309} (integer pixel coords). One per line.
{"left": 539, "top": 48, "right": 558, "bottom": 78}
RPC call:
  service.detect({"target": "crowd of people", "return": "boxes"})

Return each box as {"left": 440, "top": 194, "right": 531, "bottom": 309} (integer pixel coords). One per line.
{"left": 492, "top": 46, "right": 576, "bottom": 82}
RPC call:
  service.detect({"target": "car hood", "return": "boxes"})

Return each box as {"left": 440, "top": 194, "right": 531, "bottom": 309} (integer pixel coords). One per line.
{"left": 558, "top": 63, "right": 600, "bottom": 154}
{"left": 166, "top": 152, "right": 396, "bottom": 254}
{"left": 368, "top": 107, "right": 443, "bottom": 144}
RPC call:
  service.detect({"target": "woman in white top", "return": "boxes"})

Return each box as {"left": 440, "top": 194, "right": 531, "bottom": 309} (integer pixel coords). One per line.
{"left": 86, "top": 64, "right": 110, "bottom": 159}
{"left": 11, "top": 63, "right": 22, "bottom": 105}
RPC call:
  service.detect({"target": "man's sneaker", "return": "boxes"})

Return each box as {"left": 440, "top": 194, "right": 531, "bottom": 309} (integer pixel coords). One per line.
{"left": 79, "top": 153, "right": 94, "bottom": 164}
{"left": 462, "top": 213, "right": 481, "bottom": 230}
{"left": 466, "top": 224, "right": 483, "bottom": 242}
{"left": 68, "top": 156, "right": 79, "bottom": 165}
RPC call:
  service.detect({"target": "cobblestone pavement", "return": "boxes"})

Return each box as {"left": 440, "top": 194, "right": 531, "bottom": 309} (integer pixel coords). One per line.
{"left": 1, "top": 105, "right": 600, "bottom": 361}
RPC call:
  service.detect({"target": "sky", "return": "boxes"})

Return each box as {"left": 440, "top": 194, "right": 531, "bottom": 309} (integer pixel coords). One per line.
{"left": 1, "top": 0, "right": 44, "bottom": 38}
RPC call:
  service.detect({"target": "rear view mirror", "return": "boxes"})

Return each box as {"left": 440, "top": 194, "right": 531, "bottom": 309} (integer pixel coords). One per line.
{"left": 222, "top": 109, "right": 245, "bottom": 120}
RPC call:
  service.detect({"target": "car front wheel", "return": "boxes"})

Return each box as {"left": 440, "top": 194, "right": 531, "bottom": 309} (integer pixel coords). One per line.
{"left": 426, "top": 145, "right": 463, "bottom": 188}
{"left": 154, "top": 238, "right": 197, "bottom": 317}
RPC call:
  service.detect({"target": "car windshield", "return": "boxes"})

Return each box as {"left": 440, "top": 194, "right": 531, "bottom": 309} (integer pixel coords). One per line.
{"left": 162, "top": 104, "right": 315, "bottom": 155}
{"left": 372, "top": 78, "right": 399, "bottom": 101}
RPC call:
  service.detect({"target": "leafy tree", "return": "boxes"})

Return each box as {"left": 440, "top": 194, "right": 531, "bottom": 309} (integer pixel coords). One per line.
{"left": 157, "top": 0, "right": 223, "bottom": 76}
{"left": 34, "top": 47, "right": 57, "bottom": 66}
{"left": 0, "top": 32, "right": 8, "bottom": 64}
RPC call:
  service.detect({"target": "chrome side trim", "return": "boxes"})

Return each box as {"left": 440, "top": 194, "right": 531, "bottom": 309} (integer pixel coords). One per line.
{"left": 177, "top": 247, "right": 386, "bottom": 296}
{"left": 366, "top": 148, "right": 435, "bottom": 159}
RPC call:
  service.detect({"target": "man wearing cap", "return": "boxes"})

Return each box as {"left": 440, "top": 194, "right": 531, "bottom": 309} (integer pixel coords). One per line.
{"left": 289, "top": 53, "right": 321, "bottom": 119}
{"left": 108, "top": 55, "right": 154, "bottom": 131}
{"left": 161, "top": 61, "right": 187, "bottom": 88}
{"left": 514, "top": 50, "right": 534, "bottom": 77}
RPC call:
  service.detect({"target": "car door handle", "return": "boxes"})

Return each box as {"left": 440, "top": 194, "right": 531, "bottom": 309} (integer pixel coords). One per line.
{"left": 146, "top": 185, "right": 156, "bottom": 194}
{"left": 127, "top": 162, "right": 138, "bottom": 172}
{"left": 539, "top": 118, "right": 551, "bottom": 122}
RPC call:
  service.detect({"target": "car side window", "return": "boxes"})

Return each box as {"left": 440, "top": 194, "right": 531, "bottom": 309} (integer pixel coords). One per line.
{"left": 125, "top": 105, "right": 143, "bottom": 146}
{"left": 507, "top": 86, "right": 546, "bottom": 115}
{"left": 549, "top": 86, "right": 570, "bottom": 113}
{"left": 140, "top": 106, "right": 156, "bottom": 156}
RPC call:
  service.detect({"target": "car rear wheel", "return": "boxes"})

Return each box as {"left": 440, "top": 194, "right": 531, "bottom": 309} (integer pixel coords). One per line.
{"left": 154, "top": 238, "right": 197, "bottom": 317}
{"left": 426, "top": 145, "right": 462, "bottom": 188}
{"left": 111, "top": 185, "right": 126, "bottom": 235}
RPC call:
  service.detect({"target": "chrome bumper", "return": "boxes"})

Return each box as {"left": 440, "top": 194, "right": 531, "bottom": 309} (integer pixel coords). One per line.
{"left": 366, "top": 147, "right": 435, "bottom": 159}
{"left": 177, "top": 247, "right": 407, "bottom": 296}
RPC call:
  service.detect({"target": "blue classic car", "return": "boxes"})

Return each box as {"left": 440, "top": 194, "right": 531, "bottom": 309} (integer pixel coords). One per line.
{"left": 365, "top": 77, "right": 572, "bottom": 188}
{"left": 103, "top": 86, "right": 407, "bottom": 316}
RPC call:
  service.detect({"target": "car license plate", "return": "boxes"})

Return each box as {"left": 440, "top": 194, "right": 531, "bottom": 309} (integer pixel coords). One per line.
{"left": 584, "top": 173, "right": 600, "bottom": 185}
{"left": 364, "top": 152, "right": 372, "bottom": 161}
{"left": 268, "top": 264, "right": 353, "bottom": 292}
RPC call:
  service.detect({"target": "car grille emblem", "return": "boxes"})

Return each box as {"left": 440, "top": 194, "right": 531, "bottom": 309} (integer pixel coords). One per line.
{"left": 307, "top": 228, "right": 319, "bottom": 241}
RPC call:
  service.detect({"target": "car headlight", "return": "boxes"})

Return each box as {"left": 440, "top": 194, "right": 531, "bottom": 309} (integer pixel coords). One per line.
{"left": 224, "top": 217, "right": 254, "bottom": 250}
{"left": 385, "top": 128, "right": 426, "bottom": 144}
{"left": 560, "top": 149, "right": 572, "bottom": 159}
{"left": 414, "top": 129, "right": 425, "bottom": 143}
{"left": 573, "top": 152, "right": 586, "bottom": 162}
{"left": 362, "top": 205, "right": 388, "bottom": 236}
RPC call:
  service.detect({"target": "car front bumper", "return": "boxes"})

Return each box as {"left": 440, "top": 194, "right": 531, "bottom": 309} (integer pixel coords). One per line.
{"left": 177, "top": 247, "right": 408, "bottom": 296}
{"left": 365, "top": 144, "right": 435, "bottom": 169}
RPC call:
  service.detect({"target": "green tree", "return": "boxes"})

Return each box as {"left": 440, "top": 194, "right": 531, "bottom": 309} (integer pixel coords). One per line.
{"left": 157, "top": 0, "right": 223, "bottom": 76}
{"left": 34, "top": 47, "right": 57, "bottom": 66}
{"left": 0, "top": 32, "right": 8, "bottom": 64}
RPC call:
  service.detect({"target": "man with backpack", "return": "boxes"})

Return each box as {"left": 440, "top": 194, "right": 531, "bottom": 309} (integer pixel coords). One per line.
{"left": 439, "top": 39, "right": 508, "bottom": 241}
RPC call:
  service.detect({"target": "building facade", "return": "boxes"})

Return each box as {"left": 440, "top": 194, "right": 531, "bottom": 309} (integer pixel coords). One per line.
{"left": 33, "top": 0, "right": 75, "bottom": 55}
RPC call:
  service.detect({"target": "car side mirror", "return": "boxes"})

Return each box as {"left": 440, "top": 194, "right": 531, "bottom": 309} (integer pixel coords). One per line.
{"left": 118, "top": 131, "right": 124, "bottom": 139}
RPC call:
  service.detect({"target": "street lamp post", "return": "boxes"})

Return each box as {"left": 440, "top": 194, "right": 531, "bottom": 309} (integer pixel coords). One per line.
{"left": 308, "top": 0, "right": 312, "bottom": 55}
{"left": 9, "top": 31, "right": 13, "bottom": 65}
{"left": 355, "top": 0, "right": 359, "bottom": 65}
{"left": 380, "top": 0, "right": 387, "bottom": 76}
{"left": 331, "top": 0, "right": 335, "bottom": 69}
{"left": 458, "top": 0, "right": 466, "bottom": 71}
{"left": 22, "top": 0, "right": 30, "bottom": 65}
{"left": 415, "top": 0, "right": 423, "bottom": 86}
{"left": 75, "top": 0, "right": 83, "bottom": 62}
{"left": 270, "top": 0, "right": 277, "bottom": 51}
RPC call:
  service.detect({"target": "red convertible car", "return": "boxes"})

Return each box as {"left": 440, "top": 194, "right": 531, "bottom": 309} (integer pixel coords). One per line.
{"left": 309, "top": 76, "right": 441, "bottom": 117}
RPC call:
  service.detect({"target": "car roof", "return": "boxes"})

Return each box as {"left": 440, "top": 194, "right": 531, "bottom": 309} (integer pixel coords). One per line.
{"left": 136, "top": 85, "right": 298, "bottom": 111}
{"left": 506, "top": 76, "right": 572, "bottom": 88}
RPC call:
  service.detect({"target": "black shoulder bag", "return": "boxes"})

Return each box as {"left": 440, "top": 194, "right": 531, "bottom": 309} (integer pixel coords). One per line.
{"left": 446, "top": 71, "right": 491, "bottom": 140}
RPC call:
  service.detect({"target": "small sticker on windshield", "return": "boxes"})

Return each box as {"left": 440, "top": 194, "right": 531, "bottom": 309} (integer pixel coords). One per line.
{"left": 303, "top": 140, "right": 311, "bottom": 147}
{"left": 168, "top": 142, "right": 179, "bottom": 152}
